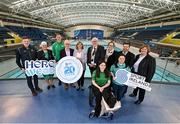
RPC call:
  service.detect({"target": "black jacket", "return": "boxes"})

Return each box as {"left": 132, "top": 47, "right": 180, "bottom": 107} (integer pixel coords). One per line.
{"left": 16, "top": 45, "right": 37, "bottom": 69}
{"left": 132, "top": 54, "right": 156, "bottom": 82}
{"left": 87, "top": 45, "right": 105, "bottom": 65}
{"left": 60, "top": 48, "right": 74, "bottom": 58}
{"left": 37, "top": 49, "right": 54, "bottom": 61}
{"left": 105, "top": 50, "right": 119, "bottom": 70}
{"left": 118, "top": 51, "right": 135, "bottom": 69}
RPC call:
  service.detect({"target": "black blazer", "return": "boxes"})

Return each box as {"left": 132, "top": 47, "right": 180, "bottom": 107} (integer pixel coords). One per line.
{"left": 87, "top": 45, "right": 105, "bottom": 65}
{"left": 105, "top": 50, "right": 119, "bottom": 70}
{"left": 16, "top": 45, "right": 37, "bottom": 69}
{"left": 132, "top": 54, "right": 156, "bottom": 82}
{"left": 37, "top": 49, "right": 54, "bottom": 61}
{"left": 118, "top": 51, "right": 135, "bottom": 69}
{"left": 60, "top": 48, "right": 74, "bottom": 58}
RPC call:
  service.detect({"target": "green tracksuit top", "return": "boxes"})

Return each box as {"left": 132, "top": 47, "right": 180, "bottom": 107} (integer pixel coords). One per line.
{"left": 52, "top": 41, "right": 64, "bottom": 62}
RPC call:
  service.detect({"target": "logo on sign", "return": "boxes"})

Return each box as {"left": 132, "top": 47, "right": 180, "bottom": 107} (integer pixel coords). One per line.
{"left": 64, "top": 63, "right": 75, "bottom": 76}
{"left": 24, "top": 60, "right": 56, "bottom": 76}
{"left": 56, "top": 56, "right": 83, "bottom": 84}
{"left": 115, "top": 69, "right": 152, "bottom": 91}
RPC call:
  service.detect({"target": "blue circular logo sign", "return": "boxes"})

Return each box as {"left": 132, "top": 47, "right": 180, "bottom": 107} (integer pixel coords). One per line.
{"left": 56, "top": 56, "right": 83, "bottom": 83}
{"left": 115, "top": 69, "right": 130, "bottom": 84}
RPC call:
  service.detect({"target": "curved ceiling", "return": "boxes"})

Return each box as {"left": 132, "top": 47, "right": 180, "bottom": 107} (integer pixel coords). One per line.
{"left": 2, "top": 0, "right": 180, "bottom": 28}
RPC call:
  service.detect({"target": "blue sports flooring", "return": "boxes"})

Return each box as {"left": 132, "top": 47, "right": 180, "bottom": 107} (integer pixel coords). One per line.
{"left": 0, "top": 79, "right": 180, "bottom": 123}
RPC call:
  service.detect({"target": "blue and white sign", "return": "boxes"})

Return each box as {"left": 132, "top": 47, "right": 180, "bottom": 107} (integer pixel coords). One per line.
{"left": 25, "top": 60, "right": 56, "bottom": 76}
{"left": 115, "top": 69, "right": 151, "bottom": 91}
{"left": 56, "top": 56, "right": 83, "bottom": 84}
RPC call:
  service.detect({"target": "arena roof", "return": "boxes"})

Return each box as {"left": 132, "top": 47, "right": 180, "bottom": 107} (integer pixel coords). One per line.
{"left": 1, "top": 0, "right": 180, "bottom": 28}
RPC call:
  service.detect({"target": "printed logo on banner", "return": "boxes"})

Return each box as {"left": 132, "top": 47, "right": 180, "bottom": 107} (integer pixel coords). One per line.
{"left": 115, "top": 69, "right": 130, "bottom": 84}
{"left": 56, "top": 56, "right": 83, "bottom": 84}
{"left": 24, "top": 60, "right": 56, "bottom": 76}
{"left": 115, "top": 69, "right": 152, "bottom": 91}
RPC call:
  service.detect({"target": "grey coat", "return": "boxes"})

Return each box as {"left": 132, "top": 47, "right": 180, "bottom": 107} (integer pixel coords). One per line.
{"left": 73, "top": 49, "right": 87, "bottom": 70}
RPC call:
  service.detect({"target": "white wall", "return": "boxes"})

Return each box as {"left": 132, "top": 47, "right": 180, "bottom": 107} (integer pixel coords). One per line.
{"left": 65, "top": 25, "right": 114, "bottom": 38}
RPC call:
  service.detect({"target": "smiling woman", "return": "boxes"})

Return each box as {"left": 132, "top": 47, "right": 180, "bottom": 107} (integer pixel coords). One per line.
{"left": 0, "top": 0, "right": 180, "bottom": 123}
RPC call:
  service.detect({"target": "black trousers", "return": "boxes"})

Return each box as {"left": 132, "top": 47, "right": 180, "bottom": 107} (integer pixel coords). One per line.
{"left": 89, "top": 66, "right": 96, "bottom": 106}
{"left": 133, "top": 87, "right": 145, "bottom": 102}
{"left": 77, "top": 70, "right": 85, "bottom": 87}
{"left": 25, "top": 75, "right": 39, "bottom": 92}
{"left": 89, "top": 67, "right": 96, "bottom": 75}
{"left": 92, "top": 85, "right": 111, "bottom": 117}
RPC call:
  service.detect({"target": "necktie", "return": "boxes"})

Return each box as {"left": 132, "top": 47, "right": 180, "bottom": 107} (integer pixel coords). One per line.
{"left": 91, "top": 47, "right": 96, "bottom": 63}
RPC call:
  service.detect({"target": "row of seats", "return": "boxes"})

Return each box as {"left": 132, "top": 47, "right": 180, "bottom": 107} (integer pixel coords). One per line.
{"left": 0, "top": 26, "right": 62, "bottom": 45}
{"left": 114, "top": 29, "right": 173, "bottom": 41}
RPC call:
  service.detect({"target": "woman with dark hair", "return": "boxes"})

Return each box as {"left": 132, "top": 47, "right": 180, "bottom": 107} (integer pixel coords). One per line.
{"left": 105, "top": 41, "right": 119, "bottom": 70}
{"left": 110, "top": 54, "right": 130, "bottom": 102}
{"left": 129, "top": 44, "right": 156, "bottom": 104}
{"left": 90, "top": 60, "right": 114, "bottom": 117}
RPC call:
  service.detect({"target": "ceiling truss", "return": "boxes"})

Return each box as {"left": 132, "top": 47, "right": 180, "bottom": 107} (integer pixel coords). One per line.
{"left": 1, "top": 0, "right": 179, "bottom": 28}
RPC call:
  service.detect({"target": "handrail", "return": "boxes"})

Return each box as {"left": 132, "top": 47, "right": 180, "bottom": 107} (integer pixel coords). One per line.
{"left": 0, "top": 55, "right": 16, "bottom": 58}
{"left": 158, "top": 57, "right": 180, "bottom": 60}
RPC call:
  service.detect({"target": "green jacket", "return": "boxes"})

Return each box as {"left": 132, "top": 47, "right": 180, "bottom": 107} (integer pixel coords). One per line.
{"left": 52, "top": 41, "right": 64, "bottom": 62}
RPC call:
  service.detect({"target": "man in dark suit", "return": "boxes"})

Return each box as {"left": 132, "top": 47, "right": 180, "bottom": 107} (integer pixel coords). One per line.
{"left": 118, "top": 42, "right": 135, "bottom": 96}
{"left": 16, "top": 36, "right": 43, "bottom": 96}
{"left": 87, "top": 37, "right": 105, "bottom": 107}
{"left": 60, "top": 39, "right": 74, "bottom": 90}
{"left": 87, "top": 37, "right": 105, "bottom": 74}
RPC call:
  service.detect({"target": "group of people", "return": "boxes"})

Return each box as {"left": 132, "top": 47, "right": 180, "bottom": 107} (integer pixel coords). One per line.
{"left": 87, "top": 38, "right": 156, "bottom": 117}
{"left": 16, "top": 34, "right": 87, "bottom": 95}
{"left": 16, "top": 34, "right": 156, "bottom": 118}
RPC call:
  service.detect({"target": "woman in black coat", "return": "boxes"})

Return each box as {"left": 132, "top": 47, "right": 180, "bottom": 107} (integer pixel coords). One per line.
{"left": 129, "top": 44, "right": 156, "bottom": 104}
{"left": 104, "top": 41, "right": 119, "bottom": 71}
{"left": 37, "top": 41, "right": 55, "bottom": 90}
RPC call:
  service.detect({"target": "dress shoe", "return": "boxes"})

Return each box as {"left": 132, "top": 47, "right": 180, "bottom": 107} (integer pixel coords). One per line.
{"left": 35, "top": 88, "right": 43, "bottom": 92}
{"left": 81, "top": 87, "right": 85, "bottom": 91}
{"left": 64, "top": 84, "right": 69, "bottom": 90}
{"left": 47, "top": 86, "right": 51, "bottom": 90}
{"left": 76, "top": 87, "right": 80, "bottom": 91}
{"left": 129, "top": 93, "right": 136, "bottom": 97}
{"left": 134, "top": 100, "right": 141, "bottom": 104}
{"left": 51, "top": 85, "right": 56, "bottom": 88}
{"left": 32, "top": 91, "right": 38, "bottom": 96}
{"left": 89, "top": 110, "right": 95, "bottom": 118}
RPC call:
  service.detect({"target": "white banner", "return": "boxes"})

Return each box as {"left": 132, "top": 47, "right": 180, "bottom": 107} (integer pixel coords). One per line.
{"left": 24, "top": 60, "right": 56, "bottom": 76}
{"left": 56, "top": 56, "right": 83, "bottom": 84}
{"left": 115, "top": 69, "right": 152, "bottom": 91}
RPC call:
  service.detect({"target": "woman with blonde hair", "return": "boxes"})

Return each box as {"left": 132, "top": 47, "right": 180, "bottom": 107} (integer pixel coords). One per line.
{"left": 73, "top": 41, "right": 87, "bottom": 91}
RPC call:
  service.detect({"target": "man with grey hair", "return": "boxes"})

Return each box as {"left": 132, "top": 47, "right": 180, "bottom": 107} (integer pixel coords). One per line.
{"left": 87, "top": 37, "right": 105, "bottom": 107}
{"left": 87, "top": 37, "right": 105, "bottom": 74}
